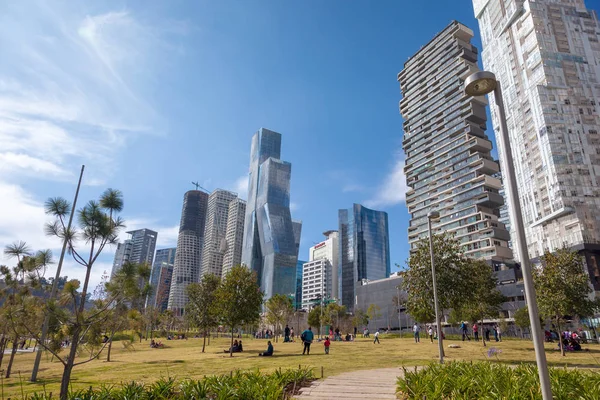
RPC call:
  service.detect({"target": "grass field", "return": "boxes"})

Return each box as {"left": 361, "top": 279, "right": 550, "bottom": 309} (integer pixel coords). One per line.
{"left": 2, "top": 335, "right": 600, "bottom": 398}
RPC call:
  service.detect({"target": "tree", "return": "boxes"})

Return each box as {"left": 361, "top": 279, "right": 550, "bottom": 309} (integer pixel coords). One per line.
{"left": 323, "top": 303, "right": 347, "bottom": 330}
{"left": 216, "top": 265, "right": 263, "bottom": 357}
{"left": 308, "top": 305, "right": 321, "bottom": 329}
{"left": 366, "top": 304, "right": 382, "bottom": 330}
{"left": 186, "top": 274, "right": 221, "bottom": 352}
{"left": 514, "top": 307, "right": 531, "bottom": 339}
{"left": 452, "top": 259, "right": 506, "bottom": 347}
{"left": 265, "top": 294, "right": 294, "bottom": 343}
{"left": 40, "top": 189, "right": 124, "bottom": 399}
{"left": 533, "top": 247, "right": 599, "bottom": 356}
{"left": 352, "top": 308, "right": 369, "bottom": 331}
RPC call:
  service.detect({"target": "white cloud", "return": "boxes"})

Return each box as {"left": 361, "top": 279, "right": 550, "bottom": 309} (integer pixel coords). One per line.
{"left": 290, "top": 202, "right": 299, "bottom": 212}
{"left": 234, "top": 175, "right": 249, "bottom": 200}
{"left": 0, "top": 152, "right": 68, "bottom": 177}
{"left": 364, "top": 159, "right": 409, "bottom": 209}
{"left": 120, "top": 218, "right": 179, "bottom": 248}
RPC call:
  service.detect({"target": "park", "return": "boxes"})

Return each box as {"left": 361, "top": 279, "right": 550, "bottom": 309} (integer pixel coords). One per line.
{"left": 3, "top": 333, "right": 600, "bottom": 399}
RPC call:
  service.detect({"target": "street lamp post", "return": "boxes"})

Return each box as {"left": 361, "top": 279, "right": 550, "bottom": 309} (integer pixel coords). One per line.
{"left": 465, "top": 71, "right": 552, "bottom": 400}
{"left": 427, "top": 210, "right": 444, "bottom": 364}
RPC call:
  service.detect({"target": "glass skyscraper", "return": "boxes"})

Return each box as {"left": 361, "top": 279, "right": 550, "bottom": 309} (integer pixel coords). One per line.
{"left": 338, "top": 204, "right": 391, "bottom": 311}
{"left": 147, "top": 247, "right": 176, "bottom": 308}
{"left": 241, "top": 128, "right": 299, "bottom": 301}
{"left": 168, "top": 190, "right": 209, "bottom": 316}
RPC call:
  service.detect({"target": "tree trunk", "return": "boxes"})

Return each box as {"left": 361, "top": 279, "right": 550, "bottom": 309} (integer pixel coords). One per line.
{"left": 0, "top": 337, "right": 7, "bottom": 369}
{"left": 107, "top": 339, "right": 113, "bottom": 362}
{"left": 230, "top": 326, "right": 234, "bottom": 357}
{"left": 60, "top": 327, "right": 81, "bottom": 400}
{"left": 202, "top": 331, "right": 206, "bottom": 353}
{"left": 556, "top": 318, "right": 565, "bottom": 357}
{"left": 5, "top": 335, "right": 19, "bottom": 378}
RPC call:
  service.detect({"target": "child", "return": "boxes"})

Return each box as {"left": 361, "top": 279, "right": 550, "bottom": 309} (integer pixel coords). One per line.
{"left": 324, "top": 337, "right": 331, "bottom": 354}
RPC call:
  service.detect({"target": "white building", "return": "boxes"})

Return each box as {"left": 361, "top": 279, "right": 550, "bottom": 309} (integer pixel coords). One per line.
{"left": 301, "top": 230, "right": 339, "bottom": 309}
{"left": 201, "top": 189, "right": 238, "bottom": 278}
{"left": 111, "top": 229, "right": 157, "bottom": 278}
{"left": 473, "top": 0, "right": 600, "bottom": 293}
{"left": 222, "top": 198, "right": 246, "bottom": 276}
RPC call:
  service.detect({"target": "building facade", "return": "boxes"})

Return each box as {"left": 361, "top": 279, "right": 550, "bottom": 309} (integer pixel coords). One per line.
{"left": 301, "top": 259, "right": 333, "bottom": 309}
{"left": 295, "top": 259, "right": 305, "bottom": 310}
{"left": 111, "top": 229, "right": 158, "bottom": 277}
{"left": 148, "top": 247, "right": 176, "bottom": 308}
{"left": 473, "top": 0, "right": 600, "bottom": 292}
{"left": 154, "top": 262, "right": 174, "bottom": 312}
{"left": 338, "top": 204, "right": 391, "bottom": 311}
{"left": 168, "top": 190, "right": 209, "bottom": 315}
{"left": 308, "top": 230, "right": 339, "bottom": 300}
{"left": 398, "top": 21, "right": 513, "bottom": 263}
{"left": 241, "top": 128, "right": 299, "bottom": 301}
{"left": 222, "top": 198, "right": 247, "bottom": 276}
{"left": 201, "top": 189, "right": 238, "bottom": 278}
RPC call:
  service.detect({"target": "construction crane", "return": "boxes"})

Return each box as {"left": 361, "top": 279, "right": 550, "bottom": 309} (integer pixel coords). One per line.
{"left": 191, "top": 181, "right": 209, "bottom": 193}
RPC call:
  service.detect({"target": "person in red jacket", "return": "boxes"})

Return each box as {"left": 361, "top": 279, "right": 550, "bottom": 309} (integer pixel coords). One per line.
{"left": 324, "top": 337, "right": 331, "bottom": 354}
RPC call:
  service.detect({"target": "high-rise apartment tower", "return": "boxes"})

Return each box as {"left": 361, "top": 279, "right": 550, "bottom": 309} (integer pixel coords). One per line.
{"left": 222, "top": 198, "right": 247, "bottom": 276}
{"left": 201, "top": 189, "right": 238, "bottom": 278}
{"left": 398, "top": 21, "right": 513, "bottom": 263}
{"left": 473, "top": 0, "right": 600, "bottom": 291}
{"left": 111, "top": 229, "right": 158, "bottom": 277}
{"left": 147, "top": 247, "right": 176, "bottom": 308}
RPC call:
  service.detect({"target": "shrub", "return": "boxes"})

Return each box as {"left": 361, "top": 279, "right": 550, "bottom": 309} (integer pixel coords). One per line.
{"left": 25, "top": 367, "right": 314, "bottom": 400}
{"left": 397, "top": 361, "right": 600, "bottom": 400}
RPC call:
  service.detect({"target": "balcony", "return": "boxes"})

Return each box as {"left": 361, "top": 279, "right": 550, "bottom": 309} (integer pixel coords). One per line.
{"left": 475, "top": 192, "right": 504, "bottom": 208}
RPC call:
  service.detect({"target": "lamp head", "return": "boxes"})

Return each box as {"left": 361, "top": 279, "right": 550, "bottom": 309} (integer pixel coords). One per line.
{"left": 427, "top": 210, "right": 440, "bottom": 220}
{"left": 464, "top": 71, "right": 497, "bottom": 96}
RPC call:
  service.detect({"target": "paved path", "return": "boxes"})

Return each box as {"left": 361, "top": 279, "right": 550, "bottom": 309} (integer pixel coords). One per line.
{"left": 295, "top": 367, "right": 405, "bottom": 399}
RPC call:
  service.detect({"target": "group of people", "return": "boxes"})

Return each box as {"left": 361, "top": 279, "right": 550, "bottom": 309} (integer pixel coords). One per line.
{"left": 224, "top": 340, "right": 244, "bottom": 353}
{"left": 557, "top": 330, "right": 584, "bottom": 352}
{"left": 255, "top": 329, "right": 276, "bottom": 339}
{"left": 150, "top": 339, "right": 164, "bottom": 348}
{"left": 412, "top": 322, "right": 502, "bottom": 343}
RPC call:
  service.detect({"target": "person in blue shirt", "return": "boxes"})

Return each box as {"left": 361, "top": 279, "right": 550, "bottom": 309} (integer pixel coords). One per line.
{"left": 301, "top": 327, "right": 314, "bottom": 355}
{"left": 259, "top": 341, "right": 274, "bottom": 356}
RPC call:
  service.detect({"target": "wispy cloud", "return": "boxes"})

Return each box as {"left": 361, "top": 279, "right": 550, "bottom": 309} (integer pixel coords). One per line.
{"left": 120, "top": 218, "right": 180, "bottom": 248}
{"left": 364, "top": 158, "right": 409, "bottom": 209}
{"left": 234, "top": 175, "right": 249, "bottom": 200}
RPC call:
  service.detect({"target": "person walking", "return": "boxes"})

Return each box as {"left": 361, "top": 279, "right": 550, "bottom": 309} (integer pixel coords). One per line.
{"left": 373, "top": 330, "right": 380, "bottom": 344}
{"left": 461, "top": 321, "right": 471, "bottom": 341}
{"left": 301, "top": 327, "right": 314, "bottom": 355}
{"left": 428, "top": 325, "right": 434, "bottom": 343}
{"left": 493, "top": 325, "right": 499, "bottom": 342}
{"left": 413, "top": 323, "right": 420, "bottom": 343}
{"left": 290, "top": 327, "right": 295, "bottom": 342}
{"left": 284, "top": 325, "right": 291, "bottom": 343}
{"left": 473, "top": 323, "right": 479, "bottom": 341}
{"left": 496, "top": 325, "right": 502, "bottom": 342}
{"left": 324, "top": 337, "right": 331, "bottom": 354}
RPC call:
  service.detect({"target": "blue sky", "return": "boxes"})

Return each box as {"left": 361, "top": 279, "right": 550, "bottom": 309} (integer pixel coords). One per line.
{"left": 0, "top": 0, "right": 514, "bottom": 288}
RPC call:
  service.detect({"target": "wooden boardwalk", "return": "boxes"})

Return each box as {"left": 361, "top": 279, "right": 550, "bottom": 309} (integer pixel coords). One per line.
{"left": 295, "top": 367, "right": 404, "bottom": 400}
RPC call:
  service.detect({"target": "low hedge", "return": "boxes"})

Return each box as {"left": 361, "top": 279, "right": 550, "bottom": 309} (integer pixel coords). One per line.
{"left": 27, "top": 367, "right": 314, "bottom": 400}
{"left": 397, "top": 361, "right": 600, "bottom": 399}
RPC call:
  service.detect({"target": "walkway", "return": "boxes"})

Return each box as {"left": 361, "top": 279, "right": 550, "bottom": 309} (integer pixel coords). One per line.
{"left": 295, "top": 367, "right": 405, "bottom": 399}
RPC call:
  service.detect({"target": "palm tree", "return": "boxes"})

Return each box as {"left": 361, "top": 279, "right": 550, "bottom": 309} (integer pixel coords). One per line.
{"left": 4, "top": 241, "right": 32, "bottom": 281}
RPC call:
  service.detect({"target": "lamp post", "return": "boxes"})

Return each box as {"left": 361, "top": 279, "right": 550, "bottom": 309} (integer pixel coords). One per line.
{"left": 465, "top": 71, "right": 552, "bottom": 400}
{"left": 427, "top": 210, "right": 444, "bottom": 364}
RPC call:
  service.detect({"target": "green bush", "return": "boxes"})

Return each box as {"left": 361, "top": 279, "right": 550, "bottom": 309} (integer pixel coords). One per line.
{"left": 26, "top": 367, "right": 313, "bottom": 400}
{"left": 397, "top": 361, "right": 600, "bottom": 399}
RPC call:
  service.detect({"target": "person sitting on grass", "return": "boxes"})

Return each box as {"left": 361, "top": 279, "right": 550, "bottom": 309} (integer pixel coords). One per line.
{"left": 259, "top": 341, "right": 274, "bottom": 356}
{"left": 224, "top": 340, "right": 239, "bottom": 353}
{"left": 238, "top": 340, "right": 244, "bottom": 352}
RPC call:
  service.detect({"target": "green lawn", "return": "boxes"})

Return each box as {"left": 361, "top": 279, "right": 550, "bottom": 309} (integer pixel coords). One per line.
{"left": 3, "top": 335, "right": 600, "bottom": 398}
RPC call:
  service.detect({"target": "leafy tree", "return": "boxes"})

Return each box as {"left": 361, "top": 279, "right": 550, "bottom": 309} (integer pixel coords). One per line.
{"left": 323, "top": 303, "right": 347, "bottom": 330}
{"left": 533, "top": 247, "right": 600, "bottom": 356}
{"left": 366, "top": 304, "right": 382, "bottom": 330}
{"left": 186, "top": 274, "right": 221, "bottom": 352}
{"left": 216, "top": 265, "right": 263, "bottom": 357}
{"left": 400, "top": 232, "right": 470, "bottom": 324}
{"left": 453, "top": 259, "right": 506, "bottom": 347}
{"left": 352, "top": 308, "right": 369, "bottom": 331}
{"left": 513, "top": 306, "right": 531, "bottom": 339}
{"left": 265, "top": 294, "right": 294, "bottom": 343}
{"left": 307, "top": 305, "right": 321, "bottom": 329}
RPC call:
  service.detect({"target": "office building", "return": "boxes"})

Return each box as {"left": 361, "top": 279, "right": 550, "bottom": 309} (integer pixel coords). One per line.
{"left": 302, "top": 259, "right": 333, "bottom": 309}
{"left": 111, "top": 229, "right": 158, "bottom": 277}
{"left": 473, "top": 0, "right": 600, "bottom": 292}
{"left": 201, "top": 189, "right": 238, "bottom": 278}
{"left": 241, "top": 128, "right": 299, "bottom": 301}
{"left": 154, "top": 262, "right": 174, "bottom": 312}
{"left": 222, "top": 198, "right": 247, "bottom": 276}
{"left": 309, "top": 230, "right": 339, "bottom": 300}
{"left": 338, "top": 204, "right": 391, "bottom": 311}
{"left": 147, "top": 247, "right": 176, "bottom": 308}
{"left": 293, "top": 220, "right": 303, "bottom": 259}
{"left": 168, "top": 190, "right": 209, "bottom": 315}
{"left": 295, "top": 259, "right": 305, "bottom": 310}
{"left": 398, "top": 21, "right": 513, "bottom": 263}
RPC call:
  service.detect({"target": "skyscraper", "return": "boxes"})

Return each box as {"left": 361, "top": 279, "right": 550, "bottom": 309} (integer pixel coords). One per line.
{"left": 147, "top": 247, "right": 176, "bottom": 308}
{"left": 222, "top": 198, "right": 247, "bottom": 276}
{"left": 295, "top": 259, "right": 305, "bottom": 310}
{"left": 111, "top": 229, "right": 158, "bottom": 277}
{"left": 398, "top": 21, "right": 513, "bottom": 263}
{"left": 154, "top": 263, "right": 174, "bottom": 312}
{"left": 473, "top": 0, "right": 600, "bottom": 291}
{"left": 338, "top": 204, "right": 390, "bottom": 311}
{"left": 241, "top": 128, "right": 299, "bottom": 301}
{"left": 168, "top": 190, "right": 209, "bottom": 315}
{"left": 201, "top": 189, "right": 238, "bottom": 278}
